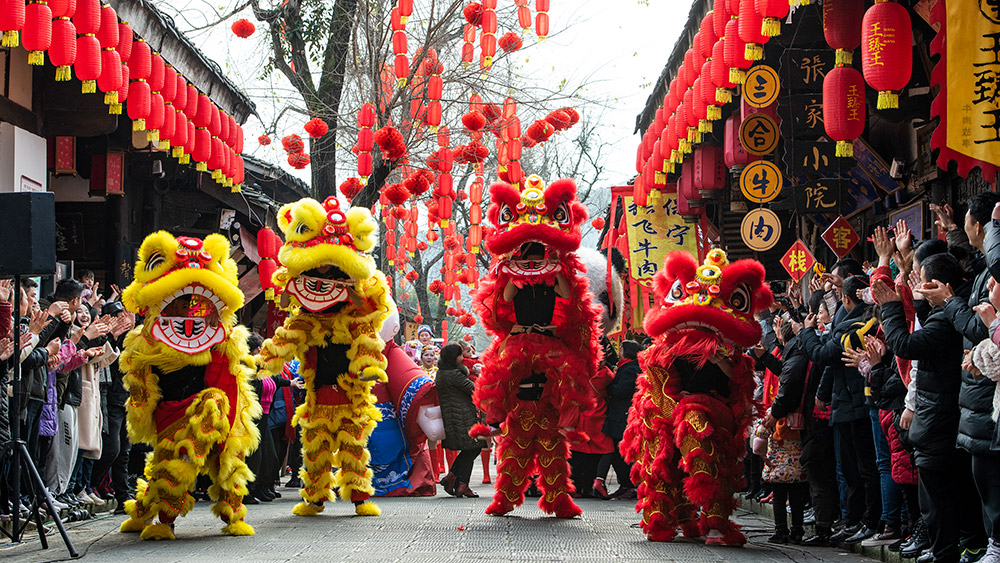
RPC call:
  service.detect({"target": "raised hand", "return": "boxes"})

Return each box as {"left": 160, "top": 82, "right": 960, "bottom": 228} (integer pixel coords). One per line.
{"left": 974, "top": 302, "right": 997, "bottom": 328}
{"left": 842, "top": 347, "right": 866, "bottom": 368}
{"left": 0, "top": 338, "right": 13, "bottom": 361}
{"left": 930, "top": 203, "right": 957, "bottom": 233}
{"left": 871, "top": 226, "right": 895, "bottom": 262}
{"left": 28, "top": 307, "right": 47, "bottom": 335}
{"left": 908, "top": 269, "right": 925, "bottom": 300}
{"left": 871, "top": 279, "right": 901, "bottom": 303}
{"left": 895, "top": 219, "right": 913, "bottom": 255}
{"left": 0, "top": 279, "right": 11, "bottom": 303}
{"left": 864, "top": 335, "right": 886, "bottom": 365}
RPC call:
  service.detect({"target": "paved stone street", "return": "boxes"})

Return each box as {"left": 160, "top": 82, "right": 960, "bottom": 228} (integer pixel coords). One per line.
{"left": 3, "top": 478, "right": 876, "bottom": 563}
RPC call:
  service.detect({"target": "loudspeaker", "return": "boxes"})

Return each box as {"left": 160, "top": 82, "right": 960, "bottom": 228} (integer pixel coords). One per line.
{"left": 0, "top": 192, "right": 56, "bottom": 276}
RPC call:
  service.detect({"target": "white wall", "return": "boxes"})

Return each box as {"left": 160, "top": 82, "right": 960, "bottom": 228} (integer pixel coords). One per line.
{"left": 0, "top": 122, "right": 47, "bottom": 193}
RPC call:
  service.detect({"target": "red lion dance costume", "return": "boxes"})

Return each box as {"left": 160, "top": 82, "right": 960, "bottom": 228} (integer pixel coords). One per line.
{"left": 471, "top": 175, "right": 601, "bottom": 518}
{"left": 622, "top": 249, "right": 772, "bottom": 546}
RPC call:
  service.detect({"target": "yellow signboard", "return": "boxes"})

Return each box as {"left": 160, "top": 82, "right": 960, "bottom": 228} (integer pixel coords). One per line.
{"left": 741, "top": 208, "right": 782, "bottom": 252}
{"left": 623, "top": 192, "right": 699, "bottom": 285}
{"left": 740, "top": 160, "right": 783, "bottom": 203}
{"left": 739, "top": 113, "right": 779, "bottom": 156}
{"left": 744, "top": 65, "right": 781, "bottom": 108}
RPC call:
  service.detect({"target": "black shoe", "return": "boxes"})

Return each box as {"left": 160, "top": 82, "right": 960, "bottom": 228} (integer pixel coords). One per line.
{"left": 285, "top": 477, "right": 303, "bottom": 489}
{"left": 790, "top": 527, "right": 805, "bottom": 544}
{"left": 768, "top": 529, "right": 790, "bottom": 544}
{"left": 831, "top": 523, "right": 862, "bottom": 544}
{"left": 258, "top": 490, "right": 274, "bottom": 502}
{"left": 916, "top": 552, "right": 937, "bottom": 563}
{"left": 803, "top": 533, "right": 833, "bottom": 547}
{"left": 844, "top": 524, "right": 877, "bottom": 545}
{"left": 889, "top": 537, "right": 909, "bottom": 552}
{"left": 269, "top": 489, "right": 281, "bottom": 499}
{"left": 244, "top": 494, "right": 260, "bottom": 505}
{"left": 902, "top": 521, "right": 930, "bottom": 559}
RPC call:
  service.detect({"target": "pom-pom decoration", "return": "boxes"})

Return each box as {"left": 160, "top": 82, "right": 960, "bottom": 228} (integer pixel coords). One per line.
{"left": 383, "top": 182, "right": 411, "bottom": 206}
{"left": 287, "top": 152, "right": 311, "bottom": 169}
{"left": 231, "top": 18, "right": 255, "bottom": 38}
{"left": 498, "top": 31, "right": 522, "bottom": 52}
{"left": 304, "top": 117, "right": 329, "bottom": 138}
{"left": 374, "top": 125, "right": 407, "bottom": 160}
{"left": 258, "top": 134, "right": 271, "bottom": 146}
{"left": 463, "top": 2, "right": 483, "bottom": 26}
{"left": 282, "top": 134, "right": 305, "bottom": 154}
{"left": 339, "top": 177, "right": 364, "bottom": 201}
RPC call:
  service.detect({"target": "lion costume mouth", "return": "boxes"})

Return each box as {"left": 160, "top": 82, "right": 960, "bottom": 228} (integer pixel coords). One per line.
{"left": 287, "top": 266, "right": 352, "bottom": 313}
{"left": 150, "top": 284, "right": 226, "bottom": 353}
{"left": 500, "top": 241, "right": 561, "bottom": 278}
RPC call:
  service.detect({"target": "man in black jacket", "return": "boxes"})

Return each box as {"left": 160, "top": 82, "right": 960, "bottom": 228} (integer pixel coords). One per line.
{"left": 923, "top": 192, "right": 1000, "bottom": 562}
{"left": 876, "top": 252, "right": 987, "bottom": 563}
{"left": 800, "top": 275, "right": 881, "bottom": 544}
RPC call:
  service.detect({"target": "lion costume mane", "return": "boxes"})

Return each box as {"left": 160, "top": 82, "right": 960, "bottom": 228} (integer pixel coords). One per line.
{"left": 470, "top": 175, "right": 602, "bottom": 518}
{"left": 256, "top": 197, "right": 391, "bottom": 517}
{"left": 621, "top": 249, "right": 772, "bottom": 545}
{"left": 118, "top": 232, "right": 260, "bottom": 540}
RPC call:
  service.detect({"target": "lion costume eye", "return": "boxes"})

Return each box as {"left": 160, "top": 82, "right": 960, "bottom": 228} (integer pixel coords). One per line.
{"left": 730, "top": 283, "right": 752, "bottom": 314}
{"left": 553, "top": 203, "right": 571, "bottom": 225}
{"left": 145, "top": 251, "right": 165, "bottom": 271}
{"left": 295, "top": 222, "right": 311, "bottom": 235}
{"left": 498, "top": 204, "right": 515, "bottom": 225}
{"left": 664, "top": 279, "right": 684, "bottom": 304}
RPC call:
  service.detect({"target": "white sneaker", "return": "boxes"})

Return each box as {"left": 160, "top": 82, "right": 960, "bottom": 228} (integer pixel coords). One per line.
{"left": 87, "top": 492, "right": 105, "bottom": 506}
{"left": 47, "top": 495, "right": 68, "bottom": 511}
{"left": 981, "top": 539, "right": 1000, "bottom": 563}
{"left": 76, "top": 490, "right": 94, "bottom": 505}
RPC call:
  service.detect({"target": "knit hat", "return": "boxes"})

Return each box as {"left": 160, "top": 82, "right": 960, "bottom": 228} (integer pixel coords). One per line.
{"left": 417, "top": 324, "right": 433, "bottom": 337}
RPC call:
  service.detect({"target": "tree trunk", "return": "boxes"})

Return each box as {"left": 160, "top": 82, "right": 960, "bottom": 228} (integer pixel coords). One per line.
{"left": 311, "top": 132, "right": 338, "bottom": 200}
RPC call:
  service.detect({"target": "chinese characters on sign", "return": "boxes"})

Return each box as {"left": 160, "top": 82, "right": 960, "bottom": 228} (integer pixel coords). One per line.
{"left": 739, "top": 114, "right": 780, "bottom": 156}
{"left": 740, "top": 208, "right": 782, "bottom": 252}
{"left": 788, "top": 142, "right": 839, "bottom": 175}
{"left": 744, "top": 65, "right": 781, "bottom": 108}
{"left": 942, "top": 1, "right": 1000, "bottom": 164}
{"left": 780, "top": 240, "right": 818, "bottom": 282}
{"left": 821, "top": 216, "right": 861, "bottom": 258}
{"left": 623, "top": 192, "right": 699, "bottom": 284}
{"left": 778, "top": 94, "right": 825, "bottom": 137}
{"left": 740, "top": 160, "right": 784, "bottom": 203}
{"left": 780, "top": 49, "right": 836, "bottom": 93}
{"left": 794, "top": 178, "right": 843, "bottom": 213}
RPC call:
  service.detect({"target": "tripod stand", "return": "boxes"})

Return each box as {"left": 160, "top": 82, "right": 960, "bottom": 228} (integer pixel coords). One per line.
{"left": 0, "top": 275, "right": 78, "bottom": 557}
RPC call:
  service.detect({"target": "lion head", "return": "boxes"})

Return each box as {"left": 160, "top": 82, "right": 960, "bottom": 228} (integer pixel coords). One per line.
{"left": 122, "top": 231, "right": 243, "bottom": 355}
{"left": 644, "top": 248, "right": 773, "bottom": 349}
{"left": 273, "top": 197, "right": 379, "bottom": 314}
{"left": 485, "top": 175, "right": 588, "bottom": 281}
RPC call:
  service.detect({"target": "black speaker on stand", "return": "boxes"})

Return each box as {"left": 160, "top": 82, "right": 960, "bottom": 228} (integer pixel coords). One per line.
{"left": 0, "top": 192, "right": 78, "bottom": 557}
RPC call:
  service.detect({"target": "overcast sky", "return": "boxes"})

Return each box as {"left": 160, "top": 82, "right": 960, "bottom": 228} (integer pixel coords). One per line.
{"left": 166, "top": 0, "right": 688, "bottom": 190}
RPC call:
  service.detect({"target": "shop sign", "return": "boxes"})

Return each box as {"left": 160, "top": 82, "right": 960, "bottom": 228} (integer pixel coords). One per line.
{"left": 821, "top": 216, "right": 861, "bottom": 258}
{"left": 744, "top": 65, "right": 781, "bottom": 108}
{"left": 780, "top": 240, "right": 817, "bottom": 282}
{"left": 740, "top": 208, "right": 782, "bottom": 252}
{"left": 622, "top": 191, "right": 699, "bottom": 282}
{"left": 740, "top": 113, "right": 780, "bottom": 156}
{"left": 740, "top": 160, "right": 783, "bottom": 203}
{"left": 785, "top": 141, "right": 841, "bottom": 176}
{"left": 778, "top": 94, "right": 825, "bottom": 138}
{"left": 794, "top": 178, "right": 843, "bottom": 213}
{"left": 779, "top": 49, "right": 836, "bottom": 93}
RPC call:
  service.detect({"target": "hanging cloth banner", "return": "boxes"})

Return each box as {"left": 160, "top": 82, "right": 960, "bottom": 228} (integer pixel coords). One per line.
{"left": 929, "top": 0, "right": 1000, "bottom": 183}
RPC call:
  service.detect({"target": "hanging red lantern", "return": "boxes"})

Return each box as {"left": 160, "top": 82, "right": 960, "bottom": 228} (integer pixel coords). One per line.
{"left": 516, "top": 0, "right": 531, "bottom": 31}
{"left": 97, "top": 48, "right": 121, "bottom": 107}
{"left": 823, "top": 0, "right": 863, "bottom": 65}
{"left": 755, "top": 0, "right": 789, "bottom": 37}
{"left": 22, "top": 2, "right": 53, "bottom": 66}
{"left": 304, "top": 117, "right": 329, "bottom": 138}
{"left": 287, "top": 152, "right": 310, "bottom": 170}
{"left": 711, "top": 36, "right": 735, "bottom": 104}
{"left": 713, "top": 0, "right": 729, "bottom": 39}
{"left": 49, "top": 16, "right": 76, "bottom": 81}
{"left": 699, "top": 14, "right": 717, "bottom": 60}
{"left": 110, "top": 59, "right": 127, "bottom": 115}
{"left": 498, "top": 32, "right": 522, "bottom": 52}
{"left": 340, "top": 177, "right": 364, "bottom": 201}
{"left": 74, "top": 32, "right": 102, "bottom": 94}
{"left": 461, "top": 23, "right": 475, "bottom": 66}
{"left": 861, "top": 0, "right": 912, "bottom": 110}
{"left": 116, "top": 20, "right": 132, "bottom": 61}
{"left": 479, "top": 0, "right": 497, "bottom": 69}
{"left": 0, "top": 0, "right": 26, "bottom": 48}
{"left": 231, "top": 18, "right": 254, "bottom": 38}
{"left": 258, "top": 134, "right": 271, "bottom": 146}
{"left": 535, "top": 0, "right": 549, "bottom": 39}
{"left": 738, "top": 0, "right": 768, "bottom": 60}
{"left": 591, "top": 217, "right": 606, "bottom": 230}
{"left": 823, "top": 65, "right": 866, "bottom": 157}
{"left": 724, "top": 17, "right": 753, "bottom": 84}
{"left": 127, "top": 79, "right": 151, "bottom": 131}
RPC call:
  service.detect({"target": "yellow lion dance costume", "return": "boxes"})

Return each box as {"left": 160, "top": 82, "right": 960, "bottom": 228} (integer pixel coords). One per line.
{"left": 118, "top": 232, "right": 260, "bottom": 540}
{"left": 257, "top": 197, "right": 391, "bottom": 517}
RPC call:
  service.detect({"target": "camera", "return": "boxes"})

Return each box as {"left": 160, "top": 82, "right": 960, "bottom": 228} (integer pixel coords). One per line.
{"left": 769, "top": 280, "right": 787, "bottom": 295}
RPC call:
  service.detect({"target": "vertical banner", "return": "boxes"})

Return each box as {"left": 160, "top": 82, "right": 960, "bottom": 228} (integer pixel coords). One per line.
{"left": 622, "top": 191, "right": 699, "bottom": 285}
{"left": 930, "top": 0, "right": 1000, "bottom": 181}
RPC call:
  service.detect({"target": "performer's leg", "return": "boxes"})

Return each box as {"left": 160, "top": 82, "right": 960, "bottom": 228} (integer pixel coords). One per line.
{"left": 481, "top": 448, "right": 492, "bottom": 484}
{"left": 636, "top": 437, "right": 685, "bottom": 542}
{"left": 331, "top": 416, "right": 380, "bottom": 516}
{"left": 120, "top": 447, "right": 199, "bottom": 540}
{"left": 674, "top": 397, "right": 744, "bottom": 546}
{"left": 293, "top": 407, "right": 336, "bottom": 516}
{"left": 535, "top": 429, "right": 581, "bottom": 518}
{"left": 206, "top": 448, "right": 255, "bottom": 536}
{"left": 487, "top": 426, "right": 535, "bottom": 516}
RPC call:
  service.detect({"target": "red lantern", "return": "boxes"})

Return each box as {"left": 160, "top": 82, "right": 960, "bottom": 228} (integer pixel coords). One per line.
{"left": 755, "top": 0, "right": 789, "bottom": 37}
{"left": 399, "top": 0, "right": 413, "bottom": 23}
{"left": 738, "top": 0, "right": 768, "bottom": 60}
{"left": 711, "top": 36, "right": 734, "bottom": 104}
{"left": 97, "top": 49, "right": 122, "bottom": 107}
{"left": 258, "top": 134, "right": 271, "bottom": 146}
{"left": 116, "top": 21, "right": 132, "bottom": 61}
{"left": 49, "top": 17, "right": 76, "bottom": 81}
{"left": 304, "top": 117, "right": 329, "bottom": 138}
{"left": 22, "top": 2, "right": 52, "bottom": 66}
{"left": 231, "top": 18, "right": 255, "bottom": 38}
{"left": 127, "top": 79, "right": 151, "bottom": 131}
{"left": 287, "top": 152, "right": 310, "bottom": 170}
{"left": 535, "top": 0, "right": 549, "bottom": 39}
{"left": 712, "top": 0, "right": 729, "bottom": 40}
{"left": 0, "top": 0, "right": 26, "bottom": 48}
{"left": 74, "top": 32, "right": 102, "bottom": 93}
{"left": 591, "top": 217, "right": 606, "bottom": 230}
{"left": 498, "top": 32, "right": 522, "bottom": 52}
{"left": 480, "top": 0, "right": 497, "bottom": 69}
{"left": 724, "top": 18, "right": 752, "bottom": 84}
{"left": 462, "top": 23, "right": 475, "bottom": 65}
{"left": 823, "top": 66, "right": 866, "bottom": 157}
{"left": 823, "top": 0, "right": 863, "bottom": 65}
{"left": 861, "top": 1, "right": 912, "bottom": 109}
{"left": 516, "top": 0, "right": 531, "bottom": 31}
{"left": 48, "top": 0, "right": 75, "bottom": 19}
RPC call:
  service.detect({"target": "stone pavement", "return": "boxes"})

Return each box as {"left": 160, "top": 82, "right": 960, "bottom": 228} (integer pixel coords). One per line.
{"left": 2, "top": 481, "right": 877, "bottom": 563}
